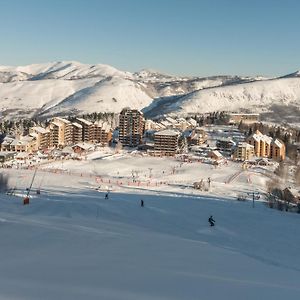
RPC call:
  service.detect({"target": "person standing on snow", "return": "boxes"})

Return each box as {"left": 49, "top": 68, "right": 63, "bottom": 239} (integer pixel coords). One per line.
{"left": 208, "top": 215, "right": 215, "bottom": 226}
{"left": 140, "top": 199, "right": 144, "bottom": 207}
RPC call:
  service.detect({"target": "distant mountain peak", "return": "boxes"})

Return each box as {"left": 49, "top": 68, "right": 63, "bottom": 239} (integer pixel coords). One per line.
{"left": 280, "top": 70, "right": 300, "bottom": 78}
{"left": 134, "top": 68, "right": 175, "bottom": 80}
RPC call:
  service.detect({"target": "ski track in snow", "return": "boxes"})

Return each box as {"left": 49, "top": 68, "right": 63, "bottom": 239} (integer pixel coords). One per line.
{"left": 0, "top": 155, "right": 300, "bottom": 300}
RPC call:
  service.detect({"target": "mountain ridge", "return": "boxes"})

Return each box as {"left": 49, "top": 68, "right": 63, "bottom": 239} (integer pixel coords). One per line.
{"left": 0, "top": 61, "right": 299, "bottom": 123}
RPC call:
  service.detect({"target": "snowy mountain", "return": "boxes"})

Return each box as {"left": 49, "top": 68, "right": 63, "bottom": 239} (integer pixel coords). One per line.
{"left": 0, "top": 61, "right": 299, "bottom": 123}
{"left": 144, "top": 76, "right": 300, "bottom": 120}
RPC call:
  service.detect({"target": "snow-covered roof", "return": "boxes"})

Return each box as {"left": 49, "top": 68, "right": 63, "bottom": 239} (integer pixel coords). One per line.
{"left": 15, "top": 152, "right": 29, "bottom": 159}
{"left": 94, "top": 121, "right": 111, "bottom": 132}
{"left": 229, "top": 113, "right": 260, "bottom": 116}
{"left": 31, "top": 126, "right": 49, "bottom": 134}
{"left": 10, "top": 136, "right": 34, "bottom": 146}
{"left": 210, "top": 150, "right": 223, "bottom": 157}
{"left": 250, "top": 131, "right": 272, "bottom": 144}
{"left": 62, "top": 146, "right": 74, "bottom": 154}
{"left": 217, "top": 137, "right": 235, "bottom": 143}
{"left": 72, "top": 142, "right": 93, "bottom": 150}
{"left": 187, "top": 118, "right": 197, "bottom": 126}
{"left": 260, "top": 135, "right": 272, "bottom": 144}
{"left": 30, "top": 132, "right": 38, "bottom": 139}
{"left": 237, "top": 142, "right": 254, "bottom": 149}
{"left": 165, "top": 117, "right": 177, "bottom": 124}
{"left": 1, "top": 137, "right": 14, "bottom": 145}
{"left": 272, "top": 139, "right": 283, "bottom": 148}
{"left": 72, "top": 122, "right": 83, "bottom": 128}
{"left": 54, "top": 117, "right": 71, "bottom": 124}
{"left": 154, "top": 129, "right": 180, "bottom": 136}
{"left": 51, "top": 121, "right": 61, "bottom": 127}
{"left": 0, "top": 151, "right": 16, "bottom": 156}
{"left": 160, "top": 120, "right": 172, "bottom": 127}
{"left": 76, "top": 118, "right": 93, "bottom": 126}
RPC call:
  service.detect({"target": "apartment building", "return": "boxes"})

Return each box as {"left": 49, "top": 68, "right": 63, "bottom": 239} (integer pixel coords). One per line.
{"left": 232, "top": 142, "right": 254, "bottom": 161}
{"left": 94, "top": 121, "right": 112, "bottom": 146}
{"left": 76, "top": 118, "right": 95, "bottom": 142}
{"left": 49, "top": 117, "right": 73, "bottom": 147}
{"left": 270, "top": 139, "right": 286, "bottom": 161}
{"left": 72, "top": 122, "right": 83, "bottom": 144}
{"left": 246, "top": 130, "right": 285, "bottom": 161}
{"left": 29, "top": 126, "right": 50, "bottom": 150}
{"left": 1, "top": 135, "right": 36, "bottom": 153}
{"left": 187, "top": 128, "right": 207, "bottom": 146}
{"left": 228, "top": 113, "right": 260, "bottom": 125}
{"left": 118, "top": 108, "right": 144, "bottom": 147}
{"left": 153, "top": 129, "right": 180, "bottom": 156}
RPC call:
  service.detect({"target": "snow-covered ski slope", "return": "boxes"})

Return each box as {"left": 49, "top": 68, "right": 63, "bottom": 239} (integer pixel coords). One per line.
{"left": 0, "top": 155, "right": 299, "bottom": 300}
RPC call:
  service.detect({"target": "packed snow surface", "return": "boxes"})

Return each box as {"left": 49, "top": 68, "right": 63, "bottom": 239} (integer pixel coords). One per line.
{"left": 1, "top": 153, "right": 299, "bottom": 300}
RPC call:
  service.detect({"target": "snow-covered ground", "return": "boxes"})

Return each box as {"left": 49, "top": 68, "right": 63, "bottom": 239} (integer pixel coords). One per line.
{"left": 1, "top": 154, "right": 299, "bottom": 300}
{"left": 1, "top": 61, "right": 299, "bottom": 123}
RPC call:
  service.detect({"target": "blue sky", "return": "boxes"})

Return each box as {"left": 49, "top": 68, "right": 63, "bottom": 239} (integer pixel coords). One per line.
{"left": 0, "top": 0, "right": 299, "bottom": 76}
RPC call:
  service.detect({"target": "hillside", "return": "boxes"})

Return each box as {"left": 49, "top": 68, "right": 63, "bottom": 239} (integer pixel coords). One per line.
{"left": 0, "top": 61, "right": 299, "bottom": 123}
{"left": 144, "top": 76, "right": 300, "bottom": 123}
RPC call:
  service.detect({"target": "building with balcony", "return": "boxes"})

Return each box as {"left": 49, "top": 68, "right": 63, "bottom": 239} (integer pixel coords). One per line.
{"left": 232, "top": 142, "right": 254, "bottom": 161}
{"left": 153, "top": 129, "right": 180, "bottom": 156}
{"left": 49, "top": 117, "right": 73, "bottom": 147}
{"left": 118, "top": 108, "right": 144, "bottom": 147}
{"left": 76, "top": 118, "right": 95, "bottom": 142}
{"left": 29, "top": 126, "right": 50, "bottom": 150}
{"left": 246, "top": 130, "right": 285, "bottom": 161}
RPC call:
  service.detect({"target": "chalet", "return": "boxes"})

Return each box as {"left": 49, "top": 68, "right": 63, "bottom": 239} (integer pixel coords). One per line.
{"left": 0, "top": 151, "right": 15, "bottom": 163}
{"left": 72, "top": 143, "right": 94, "bottom": 155}
{"left": 208, "top": 150, "right": 223, "bottom": 161}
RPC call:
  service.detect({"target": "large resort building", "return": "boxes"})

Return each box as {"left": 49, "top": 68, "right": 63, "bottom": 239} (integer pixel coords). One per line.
{"left": 246, "top": 130, "right": 285, "bottom": 161}
{"left": 227, "top": 113, "right": 260, "bottom": 125}
{"left": 76, "top": 118, "right": 95, "bottom": 142}
{"left": 49, "top": 117, "right": 73, "bottom": 147}
{"left": 232, "top": 142, "right": 254, "bottom": 161}
{"left": 153, "top": 129, "right": 181, "bottom": 156}
{"left": 118, "top": 108, "right": 144, "bottom": 147}
{"left": 29, "top": 126, "right": 50, "bottom": 150}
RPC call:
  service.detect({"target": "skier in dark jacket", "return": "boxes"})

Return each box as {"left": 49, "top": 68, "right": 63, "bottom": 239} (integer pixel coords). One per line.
{"left": 140, "top": 199, "right": 144, "bottom": 207}
{"left": 208, "top": 215, "right": 215, "bottom": 226}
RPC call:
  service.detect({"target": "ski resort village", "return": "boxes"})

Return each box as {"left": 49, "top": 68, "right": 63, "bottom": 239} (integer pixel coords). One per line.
{"left": 1, "top": 70, "right": 300, "bottom": 297}
{"left": 2, "top": 0, "right": 300, "bottom": 297}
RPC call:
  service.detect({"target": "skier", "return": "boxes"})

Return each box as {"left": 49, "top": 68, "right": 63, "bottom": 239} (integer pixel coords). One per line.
{"left": 105, "top": 192, "right": 109, "bottom": 200}
{"left": 140, "top": 199, "right": 144, "bottom": 207}
{"left": 208, "top": 215, "right": 215, "bottom": 227}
